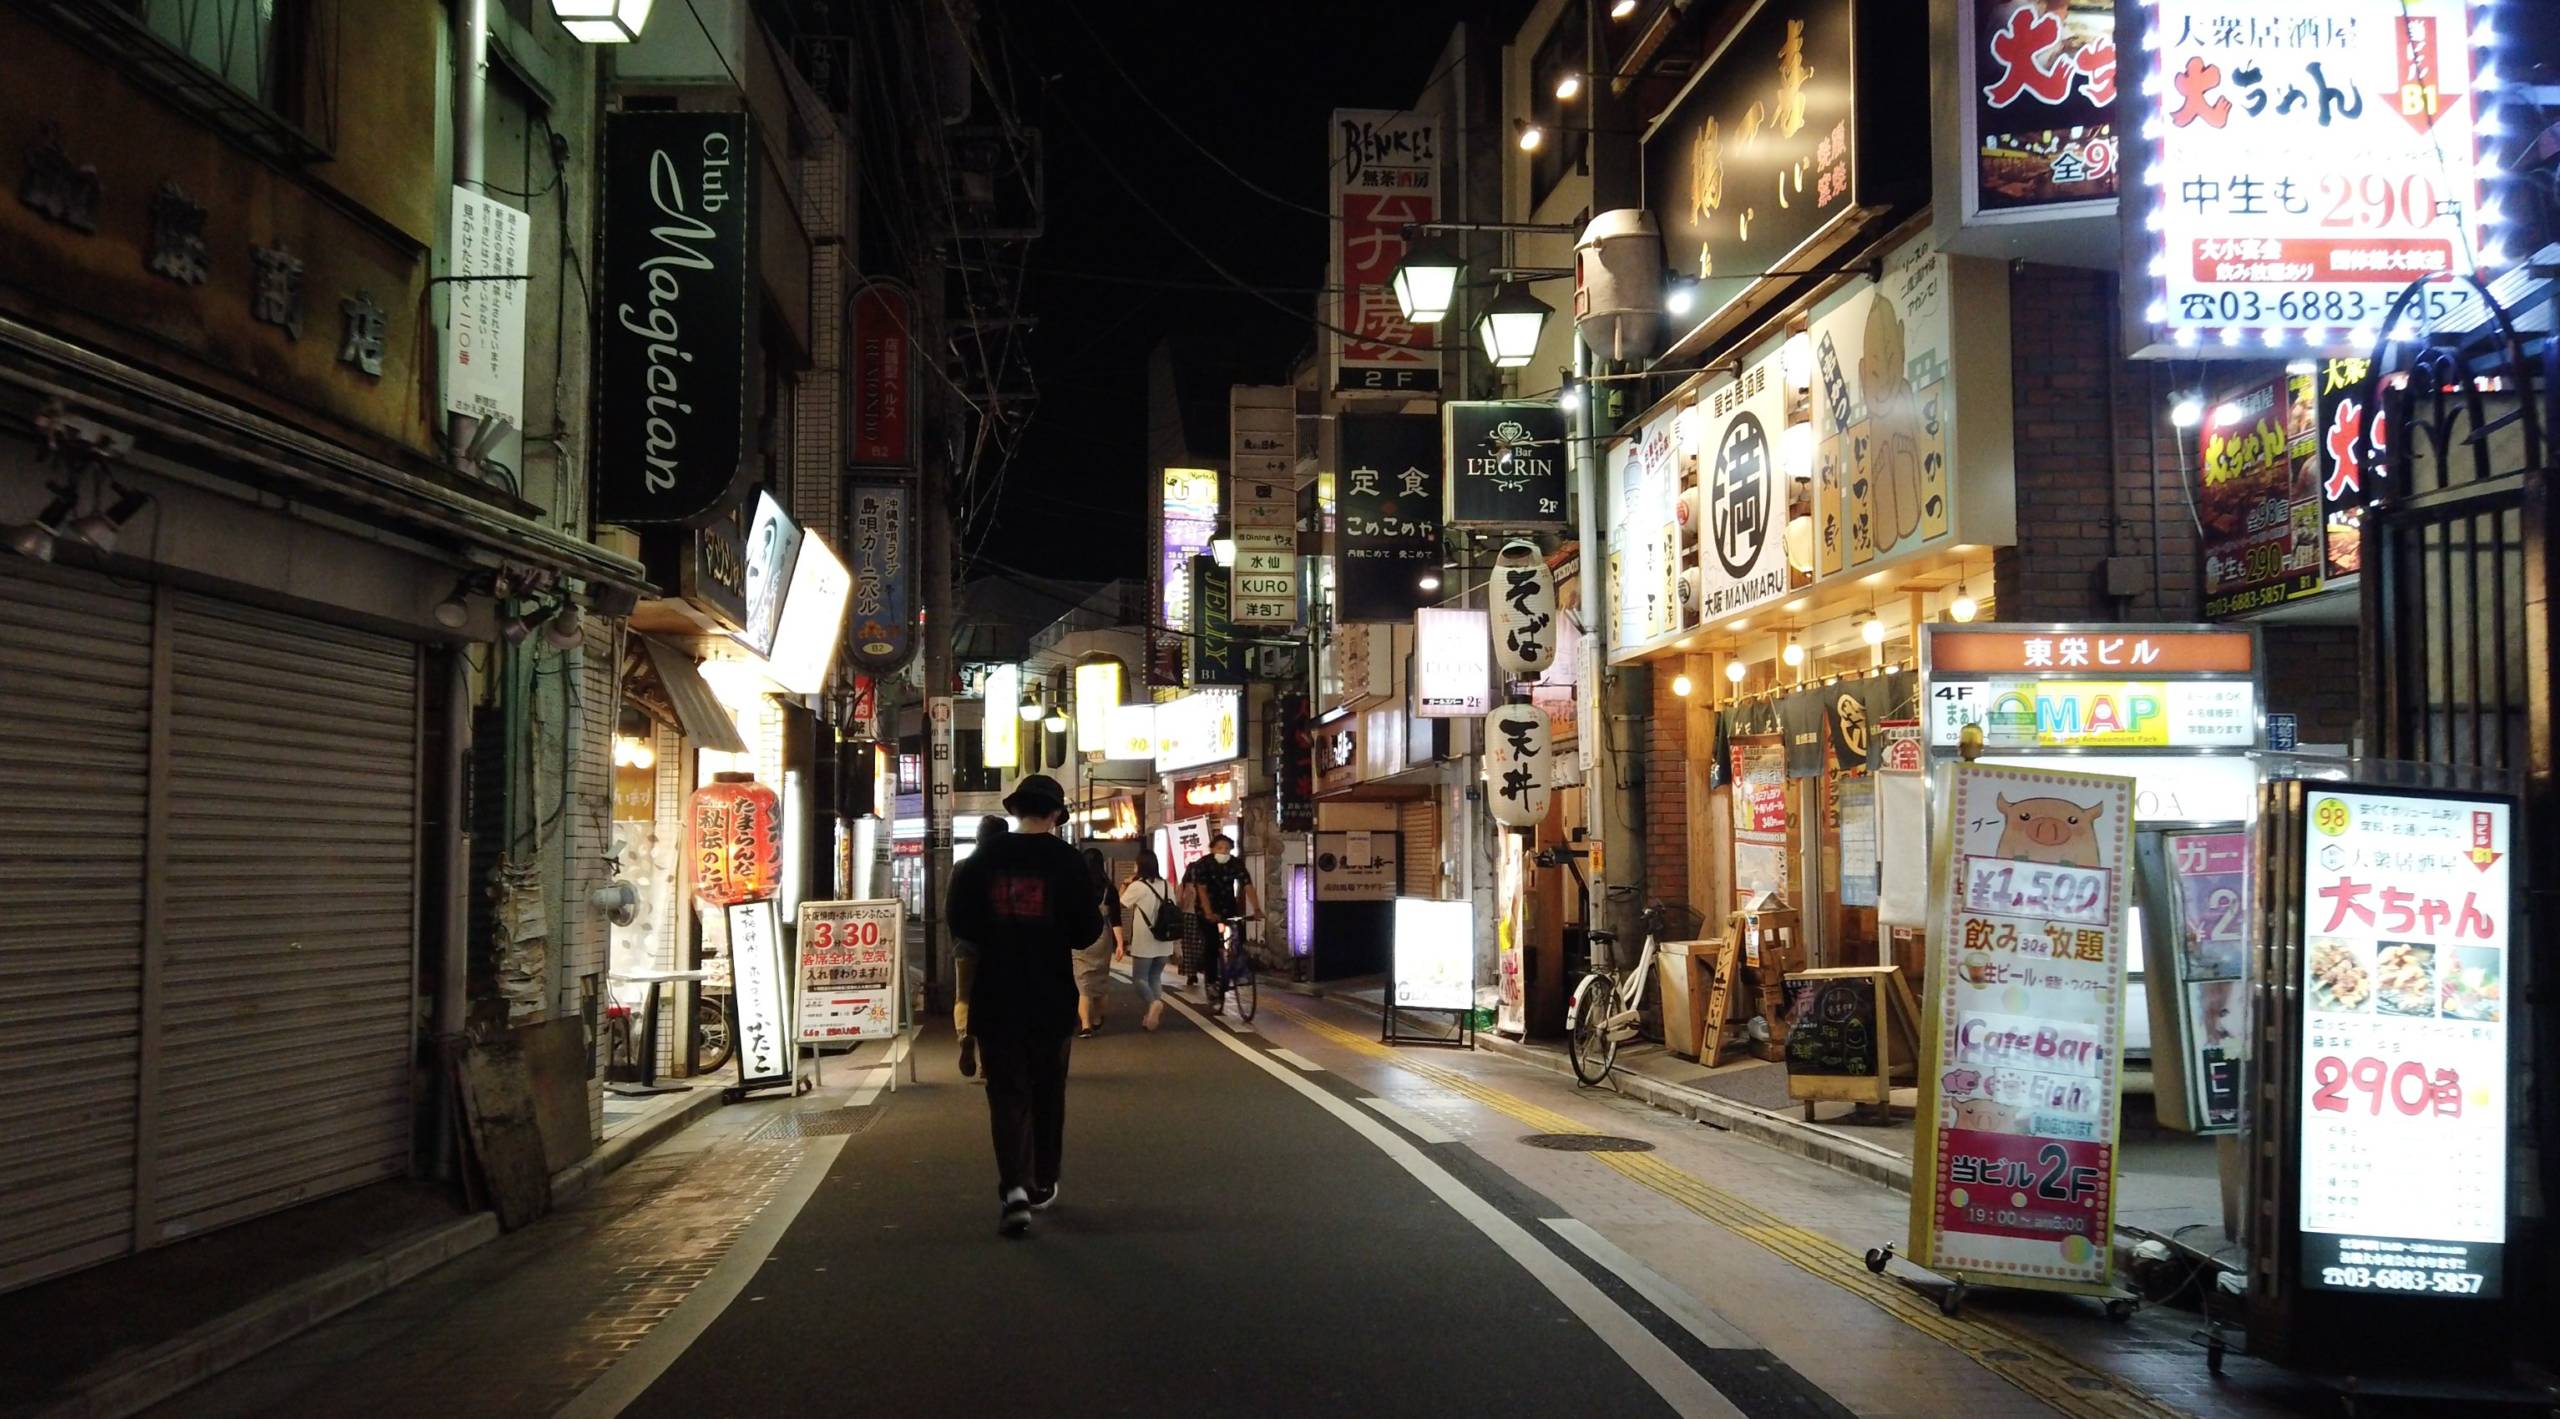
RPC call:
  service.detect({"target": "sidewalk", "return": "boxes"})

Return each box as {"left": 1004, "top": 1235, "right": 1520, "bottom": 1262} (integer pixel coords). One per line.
{"left": 6, "top": 1062, "right": 754, "bottom": 1419}
{"left": 1279, "top": 973, "right": 2242, "bottom": 1290}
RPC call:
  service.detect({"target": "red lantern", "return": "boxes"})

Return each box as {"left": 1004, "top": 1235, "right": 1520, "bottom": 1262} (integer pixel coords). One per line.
{"left": 689, "top": 772, "right": 781, "bottom": 906}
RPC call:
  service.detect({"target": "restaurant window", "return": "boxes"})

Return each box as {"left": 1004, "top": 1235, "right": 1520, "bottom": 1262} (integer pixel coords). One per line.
{"left": 1528, "top": 3, "right": 1587, "bottom": 211}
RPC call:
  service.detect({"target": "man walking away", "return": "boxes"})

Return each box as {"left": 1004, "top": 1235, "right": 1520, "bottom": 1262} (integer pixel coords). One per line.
{"left": 946, "top": 774, "right": 1099, "bottom": 1236}
{"left": 953, "top": 814, "right": 1008, "bottom": 1080}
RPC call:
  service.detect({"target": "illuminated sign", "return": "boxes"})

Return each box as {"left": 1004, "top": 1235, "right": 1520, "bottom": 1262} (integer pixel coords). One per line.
{"left": 1106, "top": 702, "right": 1157, "bottom": 761}
{"left": 1161, "top": 467, "right": 1219, "bottom": 632}
{"left": 1392, "top": 897, "right": 1474, "bottom": 1011}
{"left": 1910, "top": 763, "right": 2135, "bottom": 1292}
{"left": 1074, "top": 661, "right": 1123, "bottom": 753}
{"left": 763, "top": 533, "right": 849, "bottom": 696}
{"left": 796, "top": 899, "right": 901, "bottom": 1044}
{"left": 1154, "top": 688, "right": 1241, "bottom": 774}
{"left": 1171, "top": 769, "right": 1237, "bottom": 819}
{"left": 2129, "top": 0, "right": 2493, "bottom": 356}
{"left": 1413, "top": 607, "right": 1490, "bottom": 718}
{"left": 1927, "top": 627, "right": 2255, "bottom": 675}
{"left": 735, "top": 491, "right": 799, "bottom": 658}
{"left": 2296, "top": 787, "right": 2512, "bottom": 1298}
{"left": 1959, "top": 0, "right": 2119, "bottom": 218}
{"left": 981, "top": 663, "right": 1020, "bottom": 769}
{"left": 1932, "top": 681, "right": 2256, "bottom": 749}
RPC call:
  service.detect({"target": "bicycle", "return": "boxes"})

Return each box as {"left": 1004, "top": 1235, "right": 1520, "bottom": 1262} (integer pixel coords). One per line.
{"left": 1565, "top": 901, "right": 1701, "bottom": 1087}
{"left": 1201, "top": 914, "right": 1259, "bottom": 1023}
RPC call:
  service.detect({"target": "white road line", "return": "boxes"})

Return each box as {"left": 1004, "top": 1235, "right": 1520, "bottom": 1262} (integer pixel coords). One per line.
{"left": 1266, "top": 1048, "right": 1324, "bottom": 1072}
{"left": 848, "top": 1066, "right": 892, "bottom": 1108}
{"left": 1359, "top": 1097, "right": 1458, "bottom": 1145}
{"left": 557, "top": 1133, "right": 853, "bottom": 1418}
{"left": 1222, "top": 1020, "right": 1256, "bottom": 1034}
{"left": 1167, "top": 994, "right": 1743, "bottom": 1419}
{"left": 1542, "top": 1218, "right": 1759, "bottom": 1351}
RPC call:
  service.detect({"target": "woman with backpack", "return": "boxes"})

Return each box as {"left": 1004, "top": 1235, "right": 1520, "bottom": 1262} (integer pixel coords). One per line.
{"left": 1117, "top": 851, "right": 1183, "bottom": 1032}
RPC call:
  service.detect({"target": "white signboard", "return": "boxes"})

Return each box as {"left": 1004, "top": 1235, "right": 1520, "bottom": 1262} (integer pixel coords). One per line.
{"left": 1315, "top": 831, "right": 1397, "bottom": 902}
{"left": 1607, "top": 413, "right": 1682, "bottom": 649}
{"left": 2134, "top": 0, "right": 2486, "bottom": 354}
{"left": 1392, "top": 897, "right": 1474, "bottom": 1011}
{"left": 927, "top": 695, "right": 954, "bottom": 831}
{"left": 724, "top": 899, "right": 793, "bottom": 1085}
{"left": 982, "top": 663, "right": 1021, "bottom": 770}
{"left": 2296, "top": 787, "right": 2510, "bottom": 1298}
{"left": 1483, "top": 702, "right": 1553, "bottom": 829}
{"left": 1106, "top": 702, "right": 1157, "bottom": 762}
{"left": 1414, "top": 607, "right": 1490, "bottom": 718}
{"left": 764, "top": 533, "right": 849, "bottom": 696}
{"left": 1691, "top": 353, "right": 1793, "bottom": 624}
{"left": 1154, "top": 688, "right": 1241, "bottom": 773}
{"left": 797, "top": 898, "right": 903, "bottom": 1044}
{"left": 445, "top": 186, "right": 528, "bottom": 426}
{"left": 1231, "top": 528, "right": 1298, "bottom": 627}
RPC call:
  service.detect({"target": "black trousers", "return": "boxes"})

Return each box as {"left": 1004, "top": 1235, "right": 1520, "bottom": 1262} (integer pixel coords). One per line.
{"left": 979, "top": 1021, "right": 1072, "bottom": 1197}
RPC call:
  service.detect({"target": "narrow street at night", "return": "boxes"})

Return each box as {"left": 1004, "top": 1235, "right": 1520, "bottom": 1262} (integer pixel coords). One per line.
{"left": 142, "top": 977, "right": 2299, "bottom": 1419}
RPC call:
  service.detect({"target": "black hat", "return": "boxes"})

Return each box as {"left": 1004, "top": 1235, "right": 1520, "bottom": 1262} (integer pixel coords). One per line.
{"left": 1002, "top": 772, "right": 1067, "bottom": 817}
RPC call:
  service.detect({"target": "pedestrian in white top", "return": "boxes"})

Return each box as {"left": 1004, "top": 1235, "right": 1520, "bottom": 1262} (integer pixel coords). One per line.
{"left": 1116, "top": 851, "right": 1184, "bottom": 1032}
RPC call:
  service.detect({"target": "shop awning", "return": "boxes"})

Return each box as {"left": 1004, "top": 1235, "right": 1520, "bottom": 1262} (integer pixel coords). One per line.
{"left": 637, "top": 636, "right": 748, "bottom": 753}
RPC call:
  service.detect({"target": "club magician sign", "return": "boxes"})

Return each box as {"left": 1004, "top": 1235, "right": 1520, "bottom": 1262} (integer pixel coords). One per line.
{"left": 596, "top": 110, "right": 753, "bottom": 525}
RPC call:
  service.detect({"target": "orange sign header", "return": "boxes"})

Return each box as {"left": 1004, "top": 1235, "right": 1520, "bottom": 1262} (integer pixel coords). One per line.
{"left": 1929, "top": 629, "right": 2254, "bottom": 676}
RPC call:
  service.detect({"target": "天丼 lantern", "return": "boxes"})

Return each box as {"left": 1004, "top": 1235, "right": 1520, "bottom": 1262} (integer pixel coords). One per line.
{"left": 689, "top": 771, "right": 781, "bottom": 906}
{"left": 1483, "top": 703, "right": 1553, "bottom": 829}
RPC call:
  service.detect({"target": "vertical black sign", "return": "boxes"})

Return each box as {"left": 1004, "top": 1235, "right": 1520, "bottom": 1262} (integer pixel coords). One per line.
{"left": 1336, "top": 413, "right": 1443, "bottom": 624}
{"left": 597, "top": 110, "right": 754, "bottom": 525}
{"left": 1444, "top": 402, "right": 1569, "bottom": 528}
{"left": 1192, "top": 555, "right": 1242, "bottom": 684}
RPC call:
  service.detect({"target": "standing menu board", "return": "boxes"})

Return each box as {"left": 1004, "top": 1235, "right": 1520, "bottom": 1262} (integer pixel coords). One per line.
{"left": 2295, "top": 788, "right": 2512, "bottom": 1299}
{"left": 2137, "top": 829, "right": 2249, "bottom": 1134}
{"left": 1909, "top": 762, "right": 2135, "bottom": 1293}
{"left": 1782, "top": 966, "right": 1923, "bottom": 1108}
{"left": 797, "top": 899, "right": 903, "bottom": 1045}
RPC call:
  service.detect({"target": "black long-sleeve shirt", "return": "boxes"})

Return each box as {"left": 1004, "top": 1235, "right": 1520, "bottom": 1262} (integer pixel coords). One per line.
{"left": 946, "top": 830, "right": 1103, "bottom": 1030}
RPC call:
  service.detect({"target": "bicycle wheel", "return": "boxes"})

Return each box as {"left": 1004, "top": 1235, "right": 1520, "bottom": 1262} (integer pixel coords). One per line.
{"left": 1231, "top": 946, "right": 1257, "bottom": 1023}
{"left": 1566, "top": 974, "right": 1619, "bottom": 1086}
{"left": 696, "top": 998, "right": 734, "bottom": 1074}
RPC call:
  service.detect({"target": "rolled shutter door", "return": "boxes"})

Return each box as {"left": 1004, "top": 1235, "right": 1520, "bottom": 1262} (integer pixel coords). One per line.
{"left": 0, "top": 562, "right": 152, "bottom": 1290}
{"left": 156, "top": 595, "right": 419, "bottom": 1239}
{"left": 1398, "top": 801, "right": 1439, "bottom": 898}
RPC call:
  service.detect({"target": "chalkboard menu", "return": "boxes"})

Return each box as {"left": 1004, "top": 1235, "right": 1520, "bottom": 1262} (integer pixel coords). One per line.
{"left": 1784, "top": 974, "right": 1879, "bottom": 1078}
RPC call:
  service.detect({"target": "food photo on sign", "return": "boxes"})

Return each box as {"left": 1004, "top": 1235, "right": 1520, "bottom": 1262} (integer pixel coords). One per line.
{"left": 1910, "top": 762, "right": 2136, "bottom": 1294}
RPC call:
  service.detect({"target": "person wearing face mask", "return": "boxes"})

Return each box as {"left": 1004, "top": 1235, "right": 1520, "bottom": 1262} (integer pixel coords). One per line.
{"left": 1185, "top": 833, "right": 1258, "bottom": 1004}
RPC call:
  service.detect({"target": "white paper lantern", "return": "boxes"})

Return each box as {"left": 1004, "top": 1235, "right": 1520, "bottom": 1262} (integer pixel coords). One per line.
{"left": 1488, "top": 539, "right": 1558, "bottom": 677}
{"left": 1483, "top": 703, "right": 1554, "bottom": 829}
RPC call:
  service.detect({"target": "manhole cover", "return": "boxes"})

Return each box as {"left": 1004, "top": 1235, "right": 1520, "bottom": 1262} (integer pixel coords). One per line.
{"left": 1521, "top": 1133, "right": 1655, "bottom": 1152}
{"left": 751, "top": 1107, "right": 879, "bottom": 1141}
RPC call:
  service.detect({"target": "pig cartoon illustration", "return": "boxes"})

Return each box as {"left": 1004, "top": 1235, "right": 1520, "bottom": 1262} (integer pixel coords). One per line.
{"left": 1993, "top": 794, "right": 2106, "bottom": 867}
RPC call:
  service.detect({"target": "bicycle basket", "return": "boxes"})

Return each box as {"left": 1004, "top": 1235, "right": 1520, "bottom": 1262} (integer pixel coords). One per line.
{"left": 1645, "top": 901, "right": 1705, "bottom": 941}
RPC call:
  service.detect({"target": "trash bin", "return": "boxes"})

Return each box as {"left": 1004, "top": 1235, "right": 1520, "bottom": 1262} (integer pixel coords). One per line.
{"left": 1656, "top": 940, "right": 1708, "bottom": 1058}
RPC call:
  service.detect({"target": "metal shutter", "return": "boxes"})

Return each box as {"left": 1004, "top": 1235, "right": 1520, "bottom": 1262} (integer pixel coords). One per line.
{"left": 155, "top": 595, "right": 419, "bottom": 1240}
{"left": 0, "top": 562, "right": 152, "bottom": 1290}
{"left": 1399, "top": 801, "right": 1440, "bottom": 898}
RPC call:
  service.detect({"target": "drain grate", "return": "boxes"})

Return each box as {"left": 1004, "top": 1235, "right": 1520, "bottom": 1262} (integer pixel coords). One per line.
{"left": 1521, "top": 1132, "right": 1655, "bottom": 1153}
{"left": 751, "top": 1107, "right": 880, "bottom": 1141}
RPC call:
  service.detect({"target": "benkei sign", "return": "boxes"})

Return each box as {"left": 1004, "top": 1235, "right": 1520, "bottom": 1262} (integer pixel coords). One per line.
{"left": 1331, "top": 110, "right": 1439, "bottom": 394}
{"left": 2295, "top": 787, "right": 2511, "bottom": 1298}
{"left": 2127, "top": 0, "right": 2491, "bottom": 356}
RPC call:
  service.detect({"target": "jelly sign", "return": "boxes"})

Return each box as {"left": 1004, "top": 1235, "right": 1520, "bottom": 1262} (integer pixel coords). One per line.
{"left": 1912, "top": 762, "right": 2135, "bottom": 1290}
{"left": 2296, "top": 788, "right": 2511, "bottom": 1298}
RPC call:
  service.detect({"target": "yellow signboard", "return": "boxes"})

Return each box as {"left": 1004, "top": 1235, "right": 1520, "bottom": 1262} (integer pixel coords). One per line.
{"left": 1980, "top": 682, "right": 2171, "bottom": 749}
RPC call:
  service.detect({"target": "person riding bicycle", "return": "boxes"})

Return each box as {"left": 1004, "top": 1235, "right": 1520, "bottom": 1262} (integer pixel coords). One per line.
{"left": 1186, "top": 833, "right": 1258, "bottom": 998}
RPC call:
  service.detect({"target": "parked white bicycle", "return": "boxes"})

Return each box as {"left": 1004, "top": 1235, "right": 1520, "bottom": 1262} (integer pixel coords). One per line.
{"left": 1565, "top": 901, "right": 1701, "bottom": 1087}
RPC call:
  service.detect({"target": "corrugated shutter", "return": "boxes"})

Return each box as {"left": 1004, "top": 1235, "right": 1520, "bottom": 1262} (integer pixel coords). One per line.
{"left": 1399, "top": 801, "right": 1440, "bottom": 898}
{"left": 0, "top": 562, "right": 152, "bottom": 1290}
{"left": 155, "top": 595, "right": 418, "bottom": 1241}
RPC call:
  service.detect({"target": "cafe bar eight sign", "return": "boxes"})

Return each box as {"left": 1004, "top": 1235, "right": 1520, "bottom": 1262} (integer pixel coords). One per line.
{"left": 2125, "top": 0, "right": 2495, "bottom": 356}
{"left": 2296, "top": 787, "right": 2513, "bottom": 1298}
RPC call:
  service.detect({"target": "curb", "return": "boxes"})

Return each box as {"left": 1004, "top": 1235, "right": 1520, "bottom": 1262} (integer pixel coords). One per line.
{"left": 552, "top": 1086, "right": 727, "bottom": 1206}
{"left": 42, "top": 1088, "right": 727, "bottom": 1419}
{"left": 40, "top": 1212, "right": 499, "bottom": 1419}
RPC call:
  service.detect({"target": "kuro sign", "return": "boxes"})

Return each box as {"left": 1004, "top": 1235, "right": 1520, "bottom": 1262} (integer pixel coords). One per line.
{"left": 1336, "top": 413, "right": 1443, "bottom": 624}
{"left": 1444, "top": 402, "right": 1568, "bottom": 529}
{"left": 598, "top": 111, "right": 753, "bottom": 526}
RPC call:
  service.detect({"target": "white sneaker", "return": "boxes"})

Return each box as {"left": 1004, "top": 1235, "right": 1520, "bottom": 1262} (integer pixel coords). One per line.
{"left": 999, "top": 1187, "right": 1031, "bottom": 1236}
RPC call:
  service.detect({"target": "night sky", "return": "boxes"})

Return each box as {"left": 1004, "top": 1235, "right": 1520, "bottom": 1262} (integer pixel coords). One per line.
{"left": 961, "top": 0, "right": 1498, "bottom": 585}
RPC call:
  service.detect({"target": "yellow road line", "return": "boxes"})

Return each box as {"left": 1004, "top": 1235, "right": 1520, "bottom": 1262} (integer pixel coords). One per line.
{"left": 1264, "top": 998, "right": 2192, "bottom": 1419}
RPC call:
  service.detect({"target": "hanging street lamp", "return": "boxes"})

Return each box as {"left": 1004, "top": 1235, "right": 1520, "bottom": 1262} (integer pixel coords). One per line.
{"left": 1476, "top": 282, "right": 1553, "bottom": 369}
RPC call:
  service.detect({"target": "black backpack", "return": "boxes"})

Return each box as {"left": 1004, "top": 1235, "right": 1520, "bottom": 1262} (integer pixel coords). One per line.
{"left": 1140, "top": 880, "right": 1182, "bottom": 941}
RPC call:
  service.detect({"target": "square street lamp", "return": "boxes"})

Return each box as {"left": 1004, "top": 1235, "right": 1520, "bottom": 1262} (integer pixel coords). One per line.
{"left": 1475, "top": 282, "right": 1552, "bottom": 369}
{"left": 1390, "top": 236, "right": 1463, "bottom": 325}
{"left": 554, "top": 0, "right": 654, "bottom": 43}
